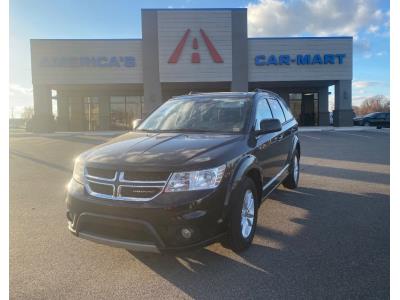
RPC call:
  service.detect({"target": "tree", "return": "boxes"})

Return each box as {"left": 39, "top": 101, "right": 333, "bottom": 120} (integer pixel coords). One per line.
{"left": 358, "top": 95, "right": 390, "bottom": 115}
{"left": 352, "top": 105, "right": 360, "bottom": 116}
{"left": 21, "top": 106, "right": 34, "bottom": 120}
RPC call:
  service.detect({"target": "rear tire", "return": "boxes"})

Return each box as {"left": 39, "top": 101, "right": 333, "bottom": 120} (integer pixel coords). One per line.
{"left": 283, "top": 149, "right": 300, "bottom": 189}
{"left": 225, "top": 177, "right": 259, "bottom": 252}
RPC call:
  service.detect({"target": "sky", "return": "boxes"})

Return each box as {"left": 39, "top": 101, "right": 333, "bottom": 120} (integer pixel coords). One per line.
{"left": 9, "top": 0, "right": 390, "bottom": 117}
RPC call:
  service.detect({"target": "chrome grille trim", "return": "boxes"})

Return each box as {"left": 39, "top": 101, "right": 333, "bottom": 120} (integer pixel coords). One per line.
{"left": 85, "top": 168, "right": 117, "bottom": 182}
{"left": 86, "top": 180, "right": 116, "bottom": 200}
{"left": 84, "top": 168, "right": 170, "bottom": 202}
{"left": 118, "top": 172, "right": 166, "bottom": 186}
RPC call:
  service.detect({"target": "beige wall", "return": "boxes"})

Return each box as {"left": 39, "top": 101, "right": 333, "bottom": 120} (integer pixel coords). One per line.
{"left": 248, "top": 38, "right": 352, "bottom": 82}
{"left": 31, "top": 39, "right": 143, "bottom": 85}
{"left": 157, "top": 10, "right": 233, "bottom": 82}
{"left": 30, "top": 23, "right": 352, "bottom": 86}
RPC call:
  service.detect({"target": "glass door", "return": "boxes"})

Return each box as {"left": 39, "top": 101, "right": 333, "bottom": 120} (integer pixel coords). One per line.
{"left": 84, "top": 97, "right": 100, "bottom": 131}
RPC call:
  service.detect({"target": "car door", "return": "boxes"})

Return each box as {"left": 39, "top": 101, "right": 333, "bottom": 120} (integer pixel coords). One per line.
{"left": 253, "top": 97, "right": 283, "bottom": 185}
{"left": 376, "top": 113, "right": 387, "bottom": 126}
{"left": 385, "top": 113, "right": 390, "bottom": 127}
{"left": 267, "top": 96, "right": 293, "bottom": 171}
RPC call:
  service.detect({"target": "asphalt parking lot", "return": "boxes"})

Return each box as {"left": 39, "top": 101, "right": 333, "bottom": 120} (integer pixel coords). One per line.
{"left": 10, "top": 129, "right": 389, "bottom": 299}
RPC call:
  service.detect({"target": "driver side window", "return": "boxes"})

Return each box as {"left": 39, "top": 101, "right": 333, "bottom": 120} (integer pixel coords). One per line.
{"left": 255, "top": 98, "right": 273, "bottom": 130}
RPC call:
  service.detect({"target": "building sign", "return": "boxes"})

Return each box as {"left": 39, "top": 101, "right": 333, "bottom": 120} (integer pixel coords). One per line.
{"left": 39, "top": 56, "right": 136, "bottom": 68}
{"left": 254, "top": 54, "right": 346, "bottom": 66}
{"left": 168, "top": 29, "right": 224, "bottom": 64}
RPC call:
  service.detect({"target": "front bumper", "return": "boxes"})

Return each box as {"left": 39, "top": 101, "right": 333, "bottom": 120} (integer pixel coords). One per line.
{"left": 66, "top": 179, "right": 229, "bottom": 252}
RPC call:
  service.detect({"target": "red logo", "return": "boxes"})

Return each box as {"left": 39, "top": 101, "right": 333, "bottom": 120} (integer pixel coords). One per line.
{"left": 168, "top": 29, "right": 224, "bottom": 64}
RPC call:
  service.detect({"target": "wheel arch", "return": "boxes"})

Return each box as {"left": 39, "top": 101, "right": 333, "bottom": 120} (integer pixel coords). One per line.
{"left": 245, "top": 168, "right": 262, "bottom": 206}
{"left": 288, "top": 135, "right": 301, "bottom": 164}
{"left": 222, "top": 155, "right": 263, "bottom": 219}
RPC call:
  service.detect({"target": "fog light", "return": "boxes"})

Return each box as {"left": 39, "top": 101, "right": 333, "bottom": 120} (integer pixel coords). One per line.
{"left": 181, "top": 228, "right": 192, "bottom": 239}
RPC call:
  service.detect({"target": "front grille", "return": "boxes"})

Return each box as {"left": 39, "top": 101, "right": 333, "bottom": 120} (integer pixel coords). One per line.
{"left": 119, "top": 186, "right": 162, "bottom": 198}
{"left": 88, "top": 182, "right": 114, "bottom": 195}
{"left": 86, "top": 167, "right": 116, "bottom": 179}
{"left": 84, "top": 167, "right": 169, "bottom": 202}
{"left": 123, "top": 171, "right": 170, "bottom": 181}
{"left": 79, "top": 217, "right": 155, "bottom": 243}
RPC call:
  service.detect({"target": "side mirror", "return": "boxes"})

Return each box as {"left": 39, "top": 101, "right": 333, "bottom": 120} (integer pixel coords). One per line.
{"left": 256, "top": 118, "right": 282, "bottom": 135}
{"left": 132, "top": 119, "right": 142, "bottom": 129}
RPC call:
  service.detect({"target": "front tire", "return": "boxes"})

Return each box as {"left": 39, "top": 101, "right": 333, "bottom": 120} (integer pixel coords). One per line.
{"left": 226, "top": 177, "right": 259, "bottom": 252}
{"left": 283, "top": 149, "right": 300, "bottom": 189}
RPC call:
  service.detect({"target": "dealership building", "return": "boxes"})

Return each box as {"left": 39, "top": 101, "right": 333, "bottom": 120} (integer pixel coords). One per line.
{"left": 30, "top": 8, "right": 353, "bottom": 132}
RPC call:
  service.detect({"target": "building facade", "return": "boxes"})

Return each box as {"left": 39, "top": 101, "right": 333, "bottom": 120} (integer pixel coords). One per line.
{"left": 30, "top": 8, "right": 353, "bottom": 132}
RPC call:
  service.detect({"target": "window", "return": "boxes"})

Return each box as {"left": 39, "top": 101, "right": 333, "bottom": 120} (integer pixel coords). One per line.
{"left": 110, "top": 96, "right": 143, "bottom": 130}
{"left": 267, "top": 98, "right": 286, "bottom": 123}
{"left": 375, "top": 113, "right": 386, "bottom": 119}
{"left": 277, "top": 98, "right": 294, "bottom": 121}
{"left": 254, "top": 99, "right": 273, "bottom": 130}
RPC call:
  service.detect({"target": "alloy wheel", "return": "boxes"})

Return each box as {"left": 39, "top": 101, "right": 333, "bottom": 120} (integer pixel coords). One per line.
{"left": 293, "top": 155, "right": 299, "bottom": 183}
{"left": 241, "top": 190, "right": 255, "bottom": 238}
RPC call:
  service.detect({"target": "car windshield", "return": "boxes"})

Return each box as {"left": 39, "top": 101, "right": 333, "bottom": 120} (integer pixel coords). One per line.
{"left": 137, "top": 97, "right": 252, "bottom": 133}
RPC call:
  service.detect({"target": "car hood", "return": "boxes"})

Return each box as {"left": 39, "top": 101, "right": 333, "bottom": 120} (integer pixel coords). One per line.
{"left": 83, "top": 131, "right": 244, "bottom": 169}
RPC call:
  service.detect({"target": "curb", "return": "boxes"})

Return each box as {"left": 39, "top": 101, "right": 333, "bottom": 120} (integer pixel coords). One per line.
{"left": 298, "top": 127, "right": 390, "bottom": 133}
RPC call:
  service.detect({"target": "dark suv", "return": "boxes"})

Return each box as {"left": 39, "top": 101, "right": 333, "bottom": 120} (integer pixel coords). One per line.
{"left": 66, "top": 90, "right": 300, "bottom": 253}
{"left": 353, "top": 112, "right": 390, "bottom": 128}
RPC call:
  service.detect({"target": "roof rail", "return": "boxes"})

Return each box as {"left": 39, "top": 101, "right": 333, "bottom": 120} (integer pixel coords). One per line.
{"left": 187, "top": 91, "right": 205, "bottom": 95}
{"left": 254, "top": 88, "right": 273, "bottom": 93}
{"left": 253, "top": 88, "right": 281, "bottom": 97}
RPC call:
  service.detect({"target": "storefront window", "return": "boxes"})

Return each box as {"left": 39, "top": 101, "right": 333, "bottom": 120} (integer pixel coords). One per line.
{"left": 110, "top": 96, "right": 143, "bottom": 130}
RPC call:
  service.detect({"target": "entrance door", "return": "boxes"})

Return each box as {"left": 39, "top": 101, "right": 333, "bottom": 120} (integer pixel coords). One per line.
{"left": 301, "top": 93, "right": 315, "bottom": 126}
{"left": 84, "top": 97, "right": 100, "bottom": 131}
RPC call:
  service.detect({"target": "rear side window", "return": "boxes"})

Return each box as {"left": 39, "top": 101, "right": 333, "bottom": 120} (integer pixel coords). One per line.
{"left": 267, "top": 98, "right": 286, "bottom": 123}
{"left": 255, "top": 99, "right": 273, "bottom": 130}
{"left": 278, "top": 98, "right": 294, "bottom": 121}
{"left": 375, "top": 113, "right": 386, "bottom": 119}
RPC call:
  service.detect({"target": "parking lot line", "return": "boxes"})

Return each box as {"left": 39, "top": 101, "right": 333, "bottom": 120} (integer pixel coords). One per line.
{"left": 331, "top": 131, "right": 373, "bottom": 139}
{"left": 299, "top": 134, "right": 321, "bottom": 140}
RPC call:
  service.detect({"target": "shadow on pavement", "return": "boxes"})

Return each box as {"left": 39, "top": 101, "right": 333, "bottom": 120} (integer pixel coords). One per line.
{"left": 10, "top": 150, "right": 72, "bottom": 174}
{"left": 130, "top": 186, "right": 389, "bottom": 299}
{"left": 301, "top": 163, "right": 390, "bottom": 185}
{"left": 42, "top": 135, "right": 109, "bottom": 146}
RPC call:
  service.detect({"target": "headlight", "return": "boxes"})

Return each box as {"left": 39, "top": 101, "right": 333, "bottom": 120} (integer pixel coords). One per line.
{"left": 72, "top": 157, "right": 85, "bottom": 184}
{"left": 165, "top": 165, "right": 226, "bottom": 192}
